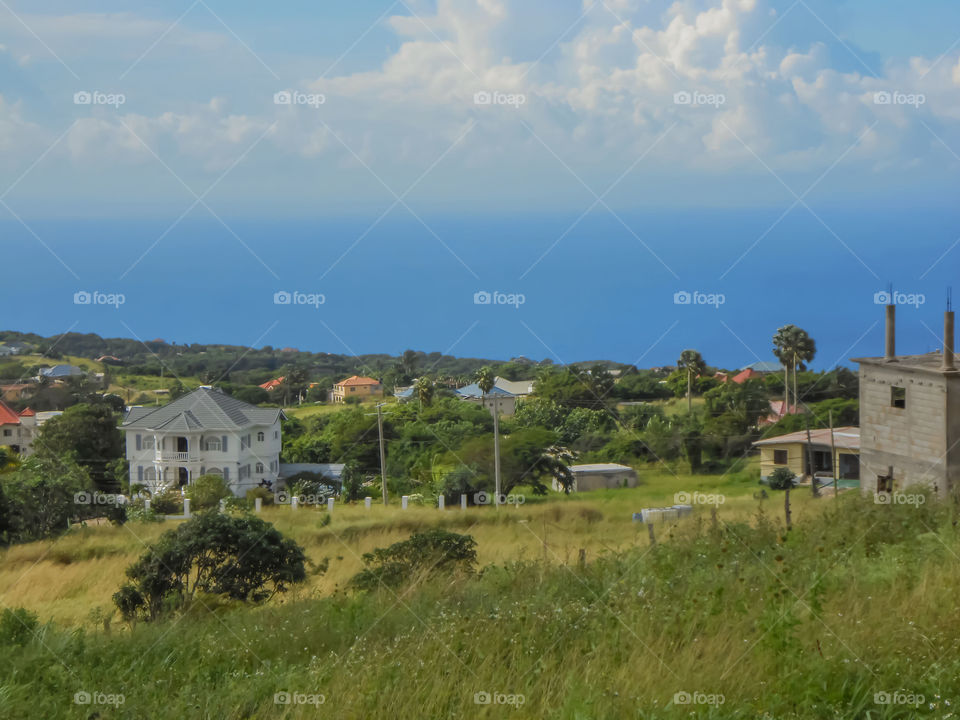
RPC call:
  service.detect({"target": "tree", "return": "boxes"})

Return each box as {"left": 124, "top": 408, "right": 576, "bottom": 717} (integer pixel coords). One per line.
{"left": 0, "top": 455, "right": 93, "bottom": 545}
{"left": 113, "top": 512, "right": 307, "bottom": 622}
{"left": 31, "top": 403, "right": 123, "bottom": 492}
{"left": 677, "top": 350, "right": 707, "bottom": 412}
{"left": 184, "top": 474, "right": 232, "bottom": 510}
{"left": 475, "top": 366, "right": 495, "bottom": 395}
{"left": 772, "top": 325, "right": 816, "bottom": 411}
{"left": 414, "top": 376, "right": 435, "bottom": 410}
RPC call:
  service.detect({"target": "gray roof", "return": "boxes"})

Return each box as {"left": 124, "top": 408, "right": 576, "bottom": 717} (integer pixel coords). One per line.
{"left": 279, "top": 463, "right": 346, "bottom": 482}
{"left": 851, "top": 351, "right": 959, "bottom": 376}
{"left": 456, "top": 382, "right": 515, "bottom": 398}
{"left": 122, "top": 387, "right": 283, "bottom": 432}
{"left": 740, "top": 361, "right": 783, "bottom": 373}
{"left": 570, "top": 463, "right": 636, "bottom": 473}
{"left": 39, "top": 364, "right": 86, "bottom": 377}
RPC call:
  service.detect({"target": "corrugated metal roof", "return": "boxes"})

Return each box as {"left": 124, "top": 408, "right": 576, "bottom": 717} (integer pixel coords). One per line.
{"left": 753, "top": 426, "right": 860, "bottom": 450}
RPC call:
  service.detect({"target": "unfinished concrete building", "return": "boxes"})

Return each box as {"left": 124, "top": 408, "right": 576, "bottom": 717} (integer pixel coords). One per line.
{"left": 852, "top": 304, "right": 960, "bottom": 496}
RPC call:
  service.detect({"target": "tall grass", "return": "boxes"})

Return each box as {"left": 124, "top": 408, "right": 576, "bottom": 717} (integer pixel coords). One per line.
{"left": 1, "top": 490, "right": 958, "bottom": 718}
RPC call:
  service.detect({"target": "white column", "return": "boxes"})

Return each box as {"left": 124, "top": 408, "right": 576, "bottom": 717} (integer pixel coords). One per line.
{"left": 401, "top": 495, "right": 409, "bottom": 510}
{"left": 291, "top": 496, "right": 299, "bottom": 510}
{"left": 327, "top": 497, "right": 334, "bottom": 513}
{"left": 438, "top": 495, "right": 445, "bottom": 510}
{"left": 364, "top": 497, "right": 372, "bottom": 509}
{"left": 144, "top": 498, "right": 151, "bottom": 512}
{"left": 460, "top": 494, "right": 467, "bottom": 509}
{"left": 254, "top": 497, "right": 262, "bottom": 513}
{"left": 183, "top": 498, "right": 191, "bottom": 518}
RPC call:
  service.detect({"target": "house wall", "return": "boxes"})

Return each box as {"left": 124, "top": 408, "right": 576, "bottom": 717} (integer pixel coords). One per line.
{"left": 568, "top": 470, "right": 637, "bottom": 492}
{"left": 759, "top": 443, "right": 859, "bottom": 480}
{"left": 126, "top": 421, "right": 282, "bottom": 497}
{"left": 332, "top": 384, "right": 383, "bottom": 403}
{"left": 858, "top": 364, "right": 953, "bottom": 494}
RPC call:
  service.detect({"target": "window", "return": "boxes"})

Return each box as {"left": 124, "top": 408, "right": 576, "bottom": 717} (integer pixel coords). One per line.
{"left": 142, "top": 437, "right": 155, "bottom": 450}
{"left": 256, "top": 462, "right": 264, "bottom": 474}
{"left": 274, "top": 431, "right": 279, "bottom": 439}
{"left": 891, "top": 386, "right": 906, "bottom": 409}
{"left": 257, "top": 431, "right": 265, "bottom": 442}
{"left": 773, "top": 449, "right": 788, "bottom": 465}
{"left": 206, "top": 438, "right": 221, "bottom": 451}
{"left": 2, "top": 429, "right": 11, "bottom": 437}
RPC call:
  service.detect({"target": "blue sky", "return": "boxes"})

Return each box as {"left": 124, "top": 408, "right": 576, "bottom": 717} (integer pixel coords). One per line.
{"left": 1, "top": 1, "right": 959, "bottom": 367}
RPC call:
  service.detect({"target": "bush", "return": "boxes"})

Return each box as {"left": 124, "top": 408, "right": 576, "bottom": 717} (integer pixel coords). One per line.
{"left": 150, "top": 488, "right": 184, "bottom": 515}
{"left": 246, "top": 487, "right": 274, "bottom": 506}
{"left": 0, "top": 607, "right": 39, "bottom": 646}
{"left": 350, "top": 529, "right": 477, "bottom": 591}
{"left": 184, "top": 474, "right": 232, "bottom": 510}
{"left": 768, "top": 467, "right": 796, "bottom": 490}
{"left": 114, "top": 512, "right": 307, "bottom": 622}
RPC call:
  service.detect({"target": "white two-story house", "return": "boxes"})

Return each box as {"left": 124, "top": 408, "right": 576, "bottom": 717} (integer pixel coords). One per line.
{"left": 122, "top": 386, "right": 284, "bottom": 497}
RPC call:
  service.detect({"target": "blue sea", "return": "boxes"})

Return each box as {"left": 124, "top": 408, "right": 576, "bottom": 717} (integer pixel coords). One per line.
{"left": 1, "top": 207, "right": 955, "bottom": 370}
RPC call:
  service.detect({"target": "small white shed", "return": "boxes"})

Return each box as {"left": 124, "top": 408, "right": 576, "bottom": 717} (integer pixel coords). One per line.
{"left": 554, "top": 463, "right": 638, "bottom": 492}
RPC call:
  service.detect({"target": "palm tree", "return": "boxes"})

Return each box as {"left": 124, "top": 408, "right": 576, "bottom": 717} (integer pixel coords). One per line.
{"left": 677, "top": 350, "right": 706, "bottom": 412}
{"left": 414, "top": 376, "right": 434, "bottom": 410}
{"left": 772, "top": 325, "right": 816, "bottom": 411}
{"left": 474, "top": 366, "right": 500, "bottom": 503}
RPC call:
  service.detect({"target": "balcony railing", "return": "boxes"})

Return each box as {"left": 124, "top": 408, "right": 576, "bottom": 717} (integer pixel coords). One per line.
{"left": 157, "top": 451, "right": 191, "bottom": 462}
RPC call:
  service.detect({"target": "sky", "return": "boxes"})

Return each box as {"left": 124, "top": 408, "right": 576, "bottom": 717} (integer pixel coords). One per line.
{"left": 1, "top": 0, "right": 959, "bottom": 368}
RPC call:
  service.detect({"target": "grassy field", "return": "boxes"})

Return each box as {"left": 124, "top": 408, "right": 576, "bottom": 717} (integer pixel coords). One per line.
{"left": 5, "top": 467, "right": 956, "bottom": 719}
{"left": 0, "top": 461, "right": 788, "bottom": 626}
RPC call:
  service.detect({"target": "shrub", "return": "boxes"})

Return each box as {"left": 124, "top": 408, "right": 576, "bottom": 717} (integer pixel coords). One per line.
{"left": 0, "top": 607, "right": 39, "bottom": 646}
{"left": 184, "top": 474, "right": 232, "bottom": 510}
{"left": 768, "top": 467, "right": 796, "bottom": 490}
{"left": 246, "top": 487, "right": 274, "bottom": 506}
{"left": 350, "top": 529, "right": 477, "bottom": 591}
{"left": 114, "top": 512, "right": 307, "bottom": 622}
{"left": 150, "top": 488, "right": 184, "bottom": 515}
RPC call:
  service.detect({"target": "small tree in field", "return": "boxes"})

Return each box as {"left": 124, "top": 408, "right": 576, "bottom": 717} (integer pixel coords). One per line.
{"left": 113, "top": 512, "right": 306, "bottom": 622}
{"left": 350, "top": 529, "right": 477, "bottom": 591}
{"left": 768, "top": 467, "right": 796, "bottom": 530}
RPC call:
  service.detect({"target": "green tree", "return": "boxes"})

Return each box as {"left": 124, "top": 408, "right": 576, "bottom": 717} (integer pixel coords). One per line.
{"left": 113, "top": 512, "right": 307, "bottom": 622}
{"left": 184, "top": 474, "right": 232, "bottom": 510}
{"left": 772, "top": 325, "right": 816, "bottom": 411}
{"left": 768, "top": 466, "right": 796, "bottom": 530}
{"left": 677, "top": 350, "right": 707, "bottom": 412}
{"left": 414, "top": 376, "right": 435, "bottom": 410}
{"left": 31, "top": 403, "right": 123, "bottom": 492}
{"left": 475, "top": 366, "right": 495, "bottom": 395}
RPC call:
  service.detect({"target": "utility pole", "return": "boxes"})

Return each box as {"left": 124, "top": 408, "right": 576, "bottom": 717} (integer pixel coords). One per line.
{"left": 829, "top": 410, "right": 838, "bottom": 499}
{"left": 493, "top": 393, "right": 501, "bottom": 506}
{"left": 377, "top": 403, "right": 388, "bottom": 506}
{"left": 805, "top": 417, "right": 818, "bottom": 497}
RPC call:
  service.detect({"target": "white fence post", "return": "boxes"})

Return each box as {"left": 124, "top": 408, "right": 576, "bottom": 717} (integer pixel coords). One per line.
{"left": 254, "top": 497, "right": 262, "bottom": 513}
{"left": 460, "top": 494, "right": 467, "bottom": 510}
{"left": 291, "top": 496, "right": 299, "bottom": 510}
{"left": 144, "top": 498, "right": 151, "bottom": 512}
{"left": 438, "top": 495, "right": 445, "bottom": 510}
{"left": 327, "top": 497, "right": 334, "bottom": 513}
{"left": 219, "top": 499, "right": 226, "bottom": 513}
{"left": 183, "top": 498, "right": 191, "bottom": 518}
{"left": 364, "top": 497, "right": 372, "bottom": 510}
{"left": 401, "top": 495, "right": 409, "bottom": 510}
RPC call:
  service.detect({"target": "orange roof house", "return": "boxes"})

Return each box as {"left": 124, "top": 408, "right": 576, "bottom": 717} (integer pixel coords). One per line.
{"left": 259, "top": 376, "right": 286, "bottom": 391}
{"left": 331, "top": 375, "right": 383, "bottom": 403}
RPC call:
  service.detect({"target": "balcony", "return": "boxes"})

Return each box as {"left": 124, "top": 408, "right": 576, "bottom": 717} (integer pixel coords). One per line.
{"left": 157, "top": 451, "right": 191, "bottom": 462}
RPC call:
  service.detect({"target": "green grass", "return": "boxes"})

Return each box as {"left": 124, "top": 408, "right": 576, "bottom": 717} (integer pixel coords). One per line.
{"left": 7, "top": 470, "right": 952, "bottom": 719}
